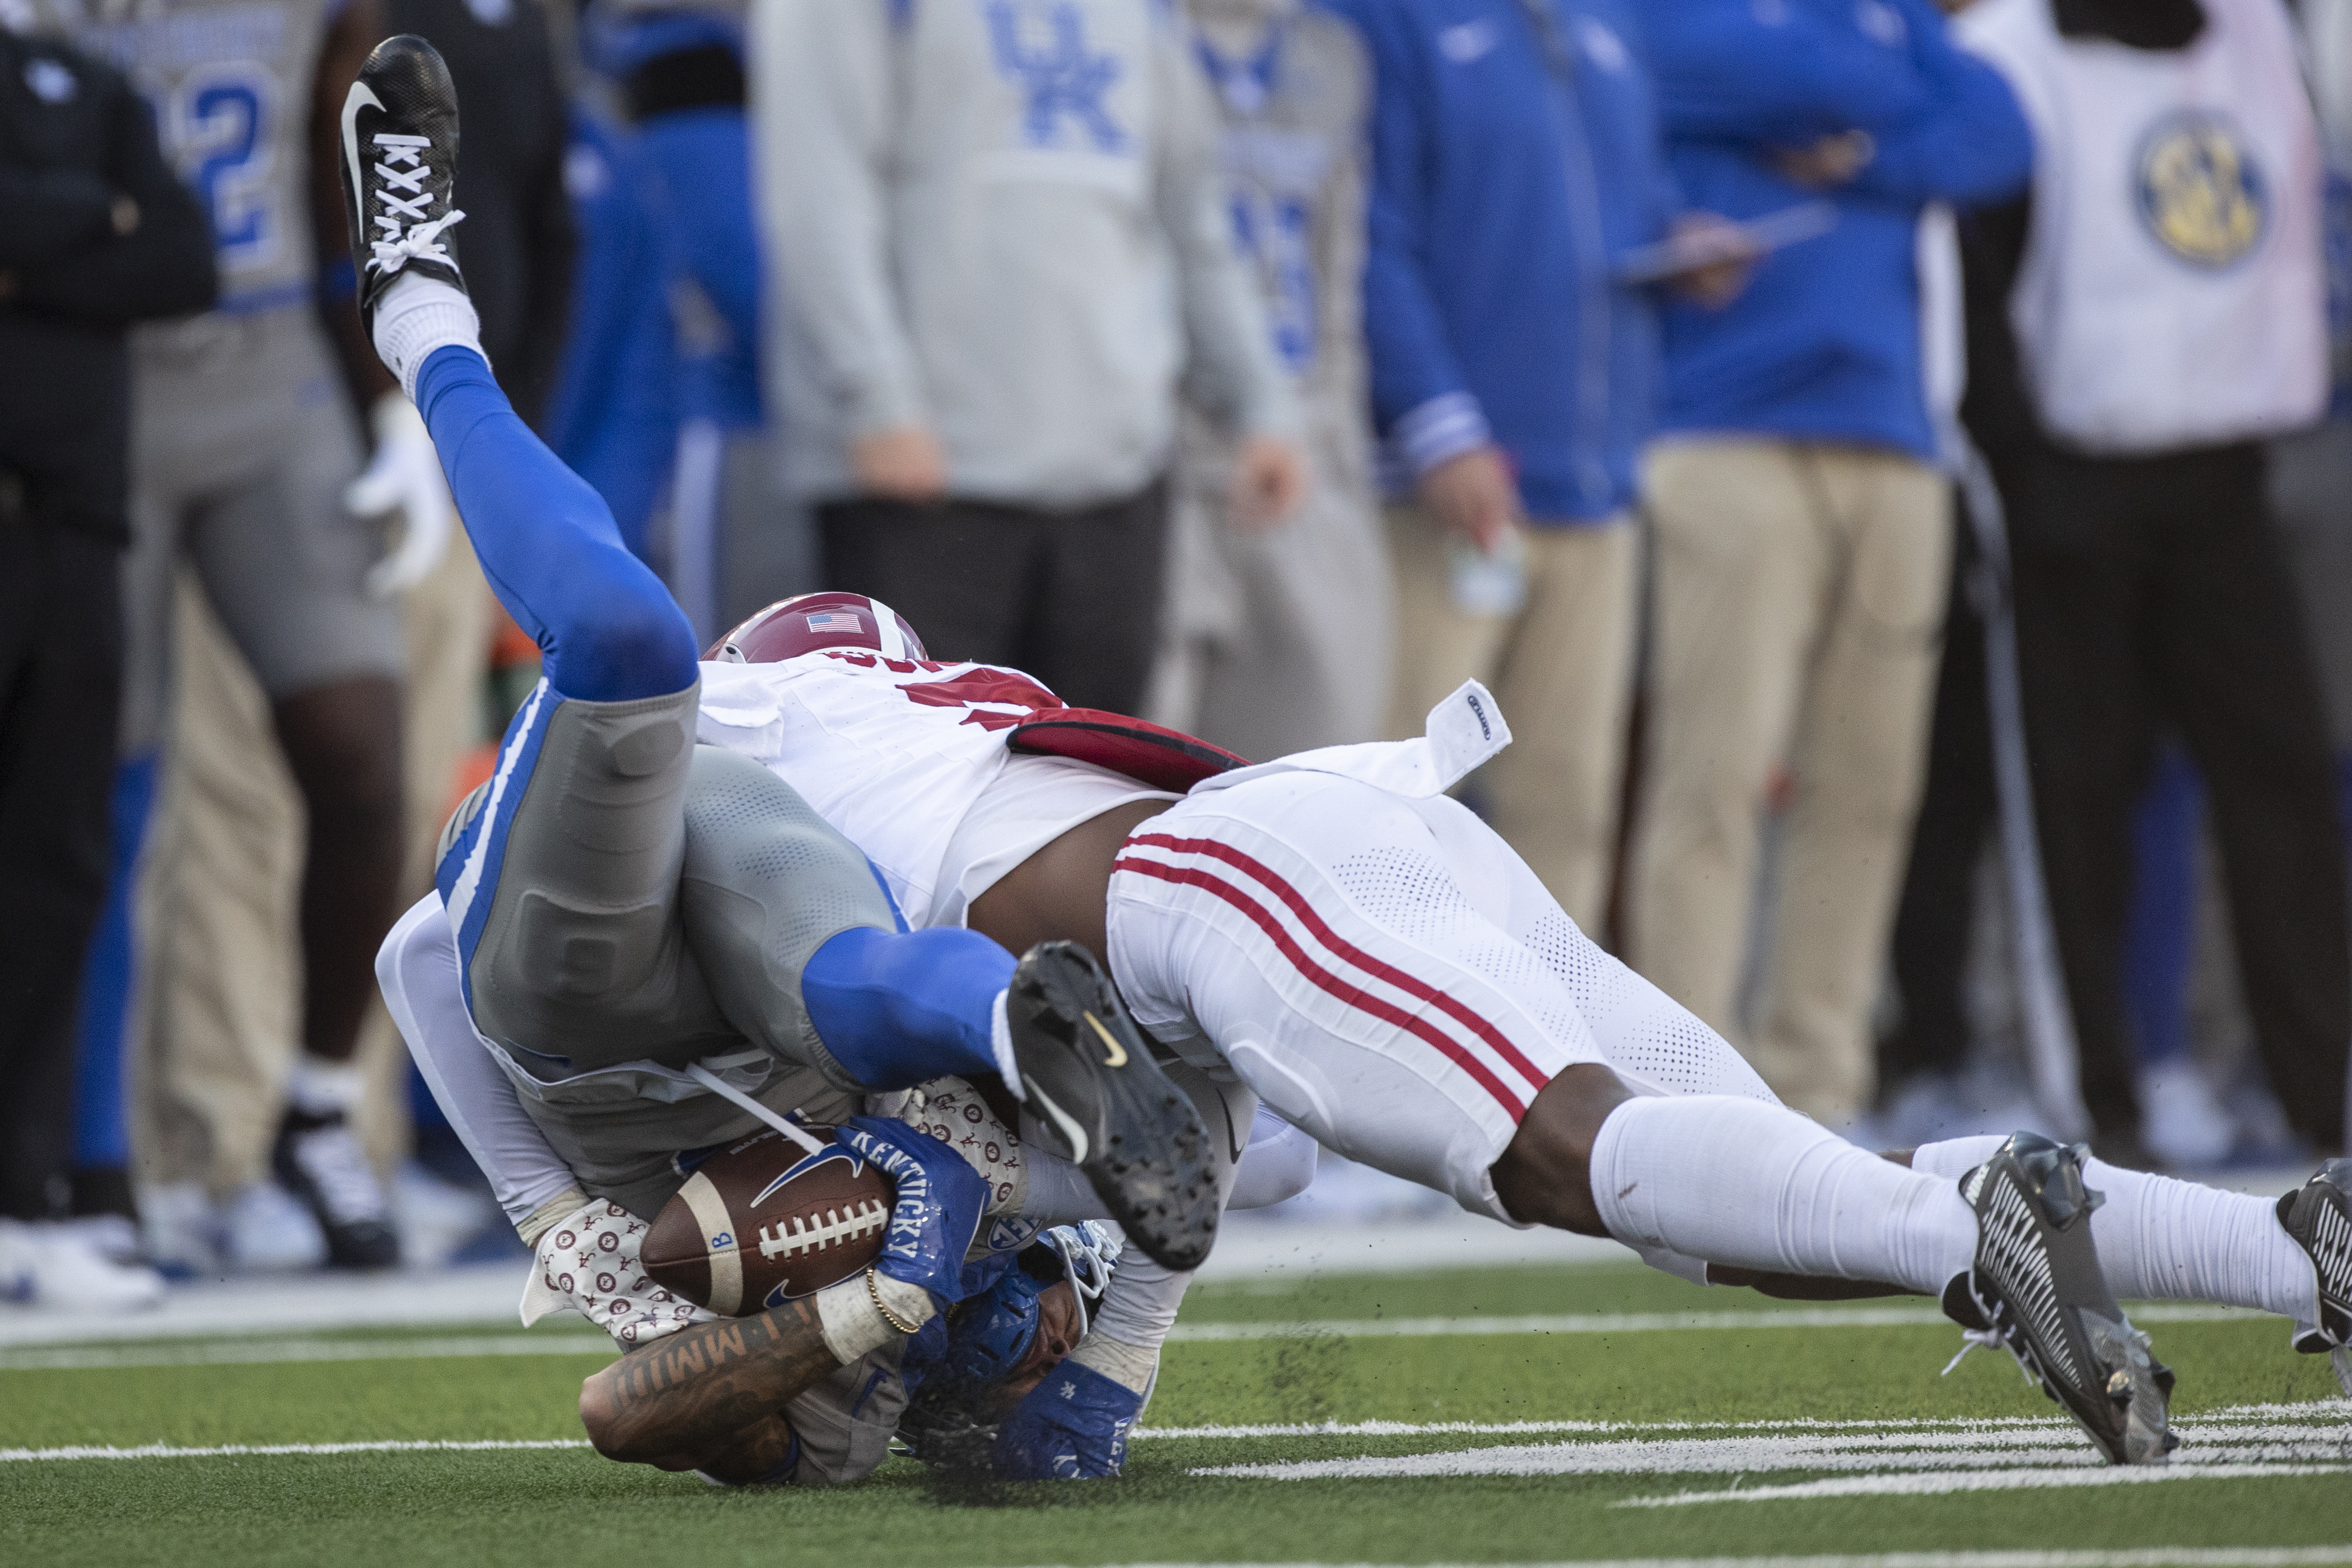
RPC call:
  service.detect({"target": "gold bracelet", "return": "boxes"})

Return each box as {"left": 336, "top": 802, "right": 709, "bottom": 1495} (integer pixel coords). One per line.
{"left": 865, "top": 1267, "right": 923, "bottom": 1335}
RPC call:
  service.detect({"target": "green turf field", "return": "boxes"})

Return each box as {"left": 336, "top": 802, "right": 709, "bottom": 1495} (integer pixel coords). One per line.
{"left": 4, "top": 1261, "right": 2348, "bottom": 1568}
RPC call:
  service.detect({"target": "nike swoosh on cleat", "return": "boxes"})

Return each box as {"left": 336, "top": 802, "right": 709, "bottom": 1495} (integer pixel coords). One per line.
{"left": 341, "top": 82, "right": 382, "bottom": 241}
{"left": 1083, "top": 1012, "right": 1128, "bottom": 1068}
{"left": 1028, "top": 1082, "right": 1090, "bottom": 1166}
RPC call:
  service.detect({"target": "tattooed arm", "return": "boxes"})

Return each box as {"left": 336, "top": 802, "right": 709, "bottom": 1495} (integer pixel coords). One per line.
{"left": 578, "top": 1301, "right": 840, "bottom": 1467}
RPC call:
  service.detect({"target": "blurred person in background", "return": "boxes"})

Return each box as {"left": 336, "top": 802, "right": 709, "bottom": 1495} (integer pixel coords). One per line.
{"left": 1625, "top": 0, "right": 2031, "bottom": 1126}
{"left": 36, "top": 0, "right": 445, "bottom": 1274}
{"left": 1147, "top": 0, "right": 1389, "bottom": 760}
{"left": 1332, "top": 0, "right": 1747, "bottom": 939}
{"left": 0, "top": 16, "right": 214, "bottom": 1309}
{"left": 753, "top": 0, "right": 1305, "bottom": 715}
{"left": 1957, "top": 0, "right": 2349, "bottom": 1164}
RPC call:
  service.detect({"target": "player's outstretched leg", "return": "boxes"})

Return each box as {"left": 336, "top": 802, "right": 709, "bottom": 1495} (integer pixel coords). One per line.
{"left": 1916, "top": 1140, "right": 2351, "bottom": 1398}
{"left": 1113, "top": 773, "right": 2172, "bottom": 1462}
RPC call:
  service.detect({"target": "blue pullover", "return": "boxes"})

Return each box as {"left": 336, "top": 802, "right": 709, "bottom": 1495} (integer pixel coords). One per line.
{"left": 1639, "top": 0, "right": 2031, "bottom": 460}
{"left": 1329, "top": 0, "right": 1679, "bottom": 522}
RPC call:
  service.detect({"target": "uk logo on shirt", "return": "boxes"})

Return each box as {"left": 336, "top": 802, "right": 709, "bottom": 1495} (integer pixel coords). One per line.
{"left": 984, "top": 0, "right": 1130, "bottom": 153}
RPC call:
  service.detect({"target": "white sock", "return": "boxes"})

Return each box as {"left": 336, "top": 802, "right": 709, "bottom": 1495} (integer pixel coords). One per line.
{"left": 287, "top": 1057, "right": 367, "bottom": 1118}
{"left": 372, "top": 274, "right": 483, "bottom": 402}
{"left": 1913, "top": 1136, "right": 2316, "bottom": 1325}
{"left": 1590, "top": 1095, "right": 1978, "bottom": 1296}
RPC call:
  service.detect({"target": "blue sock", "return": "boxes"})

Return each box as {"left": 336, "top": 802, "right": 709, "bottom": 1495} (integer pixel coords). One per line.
{"left": 414, "top": 344, "right": 698, "bottom": 702}
{"left": 801, "top": 926, "right": 1016, "bottom": 1091}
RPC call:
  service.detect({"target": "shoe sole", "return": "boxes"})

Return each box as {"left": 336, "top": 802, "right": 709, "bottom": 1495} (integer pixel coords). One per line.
{"left": 1016, "top": 955, "right": 1220, "bottom": 1273}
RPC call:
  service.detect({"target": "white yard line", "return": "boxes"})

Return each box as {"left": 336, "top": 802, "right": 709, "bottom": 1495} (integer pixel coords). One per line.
{"left": 0, "top": 1439, "right": 593, "bottom": 1462}
{"left": 1164, "top": 1305, "right": 2257, "bottom": 1342}
{"left": 1051, "top": 1553, "right": 2352, "bottom": 1568}
{"left": 1620, "top": 1466, "right": 2351, "bottom": 1505}
{"left": 0, "top": 1335, "right": 618, "bottom": 1371}
{"left": 3, "top": 1304, "right": 2267, "bottom": 1371}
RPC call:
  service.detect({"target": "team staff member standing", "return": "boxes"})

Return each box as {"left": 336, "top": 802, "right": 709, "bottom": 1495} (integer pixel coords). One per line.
{"left": 1332, "top": 0, "right": 1740, "bottom": 937}
{"left": 40, "top": 0, "right": 451, "bottom": 1270}
{"left": 0, "top": 21, "right": 214, "bottom": 1309}
{"left": 1150, "top": 0, "right": 1389, "bottom": 760}
{"left": 1626, "top": 0, "right": 2031, "bottom": 1124}
{"left": 753, "top": 0, "right": 1305, "bottom": 715}
{"left": 1958, "top": 0, "right": 2350, "bottom": 1160}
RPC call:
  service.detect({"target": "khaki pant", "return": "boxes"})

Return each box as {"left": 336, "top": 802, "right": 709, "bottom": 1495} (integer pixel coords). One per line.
{"left": 1385, "top": 507, "right": 1637, "bottom": 934}
{"left": 133, "top": 535, "right": 492, "bottom": 1194}
{"left": 1626, "top": 438, "right": 1949, "bottom": 1122}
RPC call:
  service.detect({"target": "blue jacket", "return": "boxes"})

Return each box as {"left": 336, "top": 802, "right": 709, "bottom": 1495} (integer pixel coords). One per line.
{"left": 1640, "top": 0, "right": 2030, "bottom": 459}
{"left": 1331, "top": 0, "right": 1679, "bottom": 522}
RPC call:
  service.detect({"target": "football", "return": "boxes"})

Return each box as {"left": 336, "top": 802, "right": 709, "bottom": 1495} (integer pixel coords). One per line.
{"left": 641, "top": 1127, "right": 895, "bottom": 1315}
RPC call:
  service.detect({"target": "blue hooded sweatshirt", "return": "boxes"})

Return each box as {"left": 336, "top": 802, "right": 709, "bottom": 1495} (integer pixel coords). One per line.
{"left": 1639, "top": 0, "right": 2031, "bottom": 460}
{"left": 1330, "top": 0, "right": 1680, "bottom": 522}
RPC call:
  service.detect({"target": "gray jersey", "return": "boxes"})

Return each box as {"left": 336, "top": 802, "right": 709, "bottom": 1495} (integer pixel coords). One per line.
{"left": 1187, "top": 0, "right": 1370, "bottom": 464}
{"left": 38, "top": 0, "right": 330, "bottom": 316}
{"left": 1156, "top": 1, "right": 1387, "bottom": 758}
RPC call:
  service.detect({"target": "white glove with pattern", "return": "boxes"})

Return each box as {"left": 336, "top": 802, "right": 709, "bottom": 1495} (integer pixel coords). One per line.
{"left": 518, "top": 1197, "right": 718, "bottom": 1350}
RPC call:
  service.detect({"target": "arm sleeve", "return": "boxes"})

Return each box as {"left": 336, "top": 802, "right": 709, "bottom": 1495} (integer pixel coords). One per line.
{"left": 1154, "top": 20, "right": 1299, "bottom": 438}
{"left": 1840, "top": 0, "right": 2033, "bottom": 208}
{"left": 1641, "top": 0, "right": 1929, "bottom": 144}
{"left": 376, "top": 893, "right": 585, "bottom": 1231}
{"left": 750, "top": 0, "right": 930, "bottom": 438}
{"left": 1336, "top": 0, "right": 1491, "bottom": 467}
{"left": 10, "top": 86, "right": 218, "bottom": 320}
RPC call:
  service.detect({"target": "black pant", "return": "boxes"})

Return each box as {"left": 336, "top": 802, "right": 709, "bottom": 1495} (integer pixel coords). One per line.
{"left": 818, "top": 480, "right": 1170, "bottom": 713}
{"left": 2009, "top": 441, "right": 2350, "bottom": 1149}
{"left": 0, "top": 519, "right": 123, "bottom": 1219}
{"left": 1880, "top": 496, "right": 1995, "bottom": 1094}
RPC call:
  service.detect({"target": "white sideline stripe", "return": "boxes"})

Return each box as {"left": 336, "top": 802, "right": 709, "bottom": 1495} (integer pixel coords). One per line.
{"left": 1191, "top": 1430, "right": 2352, "bottom": 1481}
{"left": 1164, "top": 1305, "right": 2256, "bottom": 1341}
{"left": 1, "top": 1440, "right": 594, "bottom": 1463}
{"left": 0, "top": 1335, "right": 618, "bottom": 1371}
{"left": 1138, "top": 1401, "right": 2349, "bottom": 1440}
{"left": 1032, "top": 1553, "right": 2352, "bottom": 1568}
{"left": 0, "top": 1303, "right": 2268, "bottom": 1369}
{"left": 1620, "top": 1466, "right": 2350, "bottom": 1505}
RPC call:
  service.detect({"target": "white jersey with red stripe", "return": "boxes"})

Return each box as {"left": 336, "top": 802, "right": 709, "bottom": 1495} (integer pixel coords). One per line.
{"left": 693, "top": 650, "right": 1168, "bottom": 927}
{"left": 701, "top": 661, "right": 1776, "bottom": 1220}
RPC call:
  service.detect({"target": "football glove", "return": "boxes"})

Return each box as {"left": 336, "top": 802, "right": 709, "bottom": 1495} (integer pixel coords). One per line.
{"left": 991, "top": 1358, "right": 1144, "bottom": 1480}
{"left": 349, "top": 392, "right": 454, "bottom": 598}
{"left": 834, "top": 1116, "right": 990, "bottom": 1308}
{"left": 517, "top": 1196, "right": 717, "bottom": 1350}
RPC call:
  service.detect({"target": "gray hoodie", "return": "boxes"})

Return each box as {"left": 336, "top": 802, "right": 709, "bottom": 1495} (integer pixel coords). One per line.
{"left": 752, "top": 0, "right": 1296, "bottom": 508}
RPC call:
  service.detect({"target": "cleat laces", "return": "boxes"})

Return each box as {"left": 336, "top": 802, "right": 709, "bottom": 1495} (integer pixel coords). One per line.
{"left": 366, "top": 133, "right": 463, "bottom": 278}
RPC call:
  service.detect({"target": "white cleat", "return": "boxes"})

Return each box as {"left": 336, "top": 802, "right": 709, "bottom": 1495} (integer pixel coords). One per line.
{"left": 0, "top": 1218, "right": 165, "bottom": 1313}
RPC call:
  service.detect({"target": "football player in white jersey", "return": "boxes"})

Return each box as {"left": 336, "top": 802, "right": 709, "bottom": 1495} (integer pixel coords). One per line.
{"left": 356, "top": 36, "right": 2352, "bottom": 1481}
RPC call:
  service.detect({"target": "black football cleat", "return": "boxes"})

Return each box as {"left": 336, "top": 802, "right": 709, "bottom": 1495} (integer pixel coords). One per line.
{"left": 1947, "top": 1132, "right": 2176, "bottom": 1464}
{"left": 2275, "top": 1158, "right": 2352, "bottom": 1396}
{"left": 273, "top": 1108, "right": 400, "bottom": 1271}
{"left": 1004, "top": 942, "right": 1219, "bottom": 1272}
{"left": 338, "top": 34, "right": 466, "bottom": 333}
